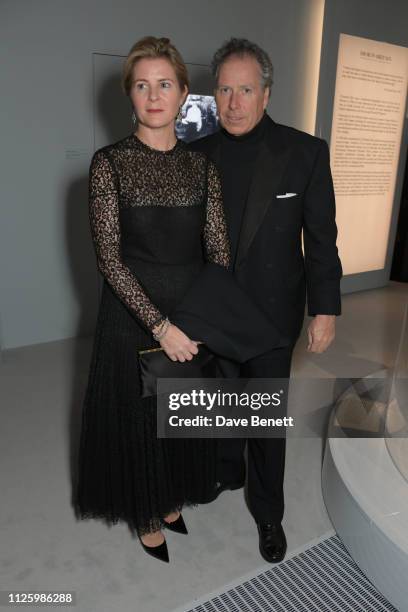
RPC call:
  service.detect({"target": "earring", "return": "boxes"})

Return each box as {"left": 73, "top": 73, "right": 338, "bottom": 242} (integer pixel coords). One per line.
{"left": 176, "top": 106, "right": 183, "bottom": 122}
{"left": 132, "top": 111, "right": 137, "bottom": 125}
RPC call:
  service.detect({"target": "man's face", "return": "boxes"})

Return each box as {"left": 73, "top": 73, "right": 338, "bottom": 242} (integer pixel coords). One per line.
{"left": 215, "top": 54, "right": 269, "bottom": 136}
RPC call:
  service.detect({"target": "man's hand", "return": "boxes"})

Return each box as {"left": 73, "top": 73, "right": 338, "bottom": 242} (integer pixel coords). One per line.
{"left": 307, "top": 314, "right": 336, "bottom": 353}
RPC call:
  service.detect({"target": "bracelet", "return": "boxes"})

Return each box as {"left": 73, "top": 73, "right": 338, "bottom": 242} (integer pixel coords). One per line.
{"left": 152, "top": 317, "right": 171, "bottom": 341}
{"left": 153, "top": 318, "right": 170, "bottom": 340}
{"left": 152, "top": 316, "right": 167, "bottom": 334}
{"left": 152, "top": 319, "right": 164, "bottom": 338}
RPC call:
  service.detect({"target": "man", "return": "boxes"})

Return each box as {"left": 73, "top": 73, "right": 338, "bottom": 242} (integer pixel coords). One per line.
{"left": 189, "top": 38, "right": 342, "bottom": 563}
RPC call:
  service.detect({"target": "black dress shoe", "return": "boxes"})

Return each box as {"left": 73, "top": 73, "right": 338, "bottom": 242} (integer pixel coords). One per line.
{"left": 140, "top": 536, "right": 169, "bottom": 563}
{"left": 257, "top": 522, "right": 287, "bottom": 563}
{"left": 163, "top": 513, "right": 188, "bottom": 534}
{"left": 206, "top": 479, "right": 245, "bottom": 502}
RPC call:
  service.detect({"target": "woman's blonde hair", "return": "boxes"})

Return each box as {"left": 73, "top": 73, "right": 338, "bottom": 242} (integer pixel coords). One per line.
{"left": 122, "top": 36, "right": 189, "bottom": 96}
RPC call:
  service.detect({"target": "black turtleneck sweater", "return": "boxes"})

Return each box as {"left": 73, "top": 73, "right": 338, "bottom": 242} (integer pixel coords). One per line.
{"left": 219, "top": 113, "right": 268, "bottom": 267}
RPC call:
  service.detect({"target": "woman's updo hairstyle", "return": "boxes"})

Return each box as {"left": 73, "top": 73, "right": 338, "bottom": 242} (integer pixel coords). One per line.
{"left": 122, "top": 36, "right": 189, "bottom": 96}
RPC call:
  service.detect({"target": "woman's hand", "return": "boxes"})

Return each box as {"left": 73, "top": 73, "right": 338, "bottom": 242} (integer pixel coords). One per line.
{"left": 158, "top": 324, "right": 199, "bottom": 362}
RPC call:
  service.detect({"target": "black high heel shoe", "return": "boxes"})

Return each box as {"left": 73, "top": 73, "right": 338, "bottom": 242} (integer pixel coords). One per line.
{"left": 163, "top": 513, "right": 188, "bottom": 535}
{"left": 140, "top": 535, "right": 169, "bottom": 563}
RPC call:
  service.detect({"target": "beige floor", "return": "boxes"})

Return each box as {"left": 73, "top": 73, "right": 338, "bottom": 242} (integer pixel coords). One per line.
{"left": 1, "top": 282, "right": 407, "bottom": 612}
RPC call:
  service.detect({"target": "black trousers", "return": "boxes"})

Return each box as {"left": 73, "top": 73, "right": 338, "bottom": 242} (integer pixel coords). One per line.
{"left": 217, "top": 344, "right": 294, "bottom": 523}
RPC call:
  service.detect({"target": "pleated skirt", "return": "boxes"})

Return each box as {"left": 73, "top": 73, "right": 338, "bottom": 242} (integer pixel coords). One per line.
{"left": 74, "top": 265, "right": 217, "bottom": 536}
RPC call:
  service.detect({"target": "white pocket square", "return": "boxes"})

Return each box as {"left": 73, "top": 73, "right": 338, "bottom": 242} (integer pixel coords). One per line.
{"left": 276, "top": 192, "right": 297, "bottom": 199}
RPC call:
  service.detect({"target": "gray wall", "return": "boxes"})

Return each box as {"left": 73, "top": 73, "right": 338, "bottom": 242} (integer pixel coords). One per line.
{"left": 0, "top": 0, "right": 321, "bottom": 350}
{"left": 1, "top": 0, "right": 407, "bottom": 349}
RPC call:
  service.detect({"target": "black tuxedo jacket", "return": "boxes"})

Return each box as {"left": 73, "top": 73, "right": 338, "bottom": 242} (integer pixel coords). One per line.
{"left": 189, "top": 115, "right": 342, "bottom": 343}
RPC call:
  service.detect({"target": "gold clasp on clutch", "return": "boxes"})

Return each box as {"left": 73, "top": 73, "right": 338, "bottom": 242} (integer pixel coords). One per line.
{"left": 138, "top": 347, "right": 165, "bottom": 355}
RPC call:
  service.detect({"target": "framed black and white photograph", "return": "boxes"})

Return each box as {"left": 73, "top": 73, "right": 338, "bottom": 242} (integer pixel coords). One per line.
{"left": 176, "top": 94, "right": 218, "bottom": 142}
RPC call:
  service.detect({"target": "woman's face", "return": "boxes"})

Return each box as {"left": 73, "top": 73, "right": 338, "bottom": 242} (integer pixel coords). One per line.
{"left": 130, "top": 57, "right": 187, "bottom": 130}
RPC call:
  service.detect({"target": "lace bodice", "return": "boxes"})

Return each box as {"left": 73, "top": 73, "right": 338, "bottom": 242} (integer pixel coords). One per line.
{"left": 88, "top": 134, "right": 230, "bottom": 331}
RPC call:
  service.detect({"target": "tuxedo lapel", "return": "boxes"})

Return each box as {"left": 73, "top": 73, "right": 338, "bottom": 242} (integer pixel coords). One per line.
{"left": 235, "top": 121, "right": 291, "bottom": 269}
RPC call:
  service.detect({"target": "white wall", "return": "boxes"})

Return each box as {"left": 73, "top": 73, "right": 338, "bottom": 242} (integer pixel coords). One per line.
{"left": 1, "top": 0, "right": 407, "bottom": 349}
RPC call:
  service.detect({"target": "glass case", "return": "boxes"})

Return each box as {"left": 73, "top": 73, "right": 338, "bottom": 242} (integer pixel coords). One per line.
{"left": 385, "top": 301, "right": 408, "bottom": 482}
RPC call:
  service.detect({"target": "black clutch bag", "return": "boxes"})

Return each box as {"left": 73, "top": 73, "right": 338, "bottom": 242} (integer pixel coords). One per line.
{"left": 138, "top": 344, "right": 217, "bottom": 398}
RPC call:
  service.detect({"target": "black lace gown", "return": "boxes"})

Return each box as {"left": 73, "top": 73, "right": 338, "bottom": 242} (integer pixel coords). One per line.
{"left": 75, "top": 134, "right": 230, "bottom": 536}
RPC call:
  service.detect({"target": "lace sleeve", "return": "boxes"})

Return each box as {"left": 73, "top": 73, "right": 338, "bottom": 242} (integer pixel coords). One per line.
{"left": 88, "top": 149, "right": 164, "bottom": 331}
{"left": 203, "top": 160, "right": 231, "bottom": 268}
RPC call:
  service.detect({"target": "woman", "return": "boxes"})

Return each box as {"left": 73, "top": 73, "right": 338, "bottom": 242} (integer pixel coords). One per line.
{"left": 75, "top": 36, "right": 230, "bottom": 563}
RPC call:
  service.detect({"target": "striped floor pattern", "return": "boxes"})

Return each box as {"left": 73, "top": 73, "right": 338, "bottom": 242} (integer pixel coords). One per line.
{"left": 179, "top": 534, "right": 398, "bottom": 612}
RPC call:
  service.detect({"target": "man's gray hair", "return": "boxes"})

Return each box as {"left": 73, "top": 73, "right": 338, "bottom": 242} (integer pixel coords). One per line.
{"left": 211, "top": 38, "right": 274, "bottom": 91}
